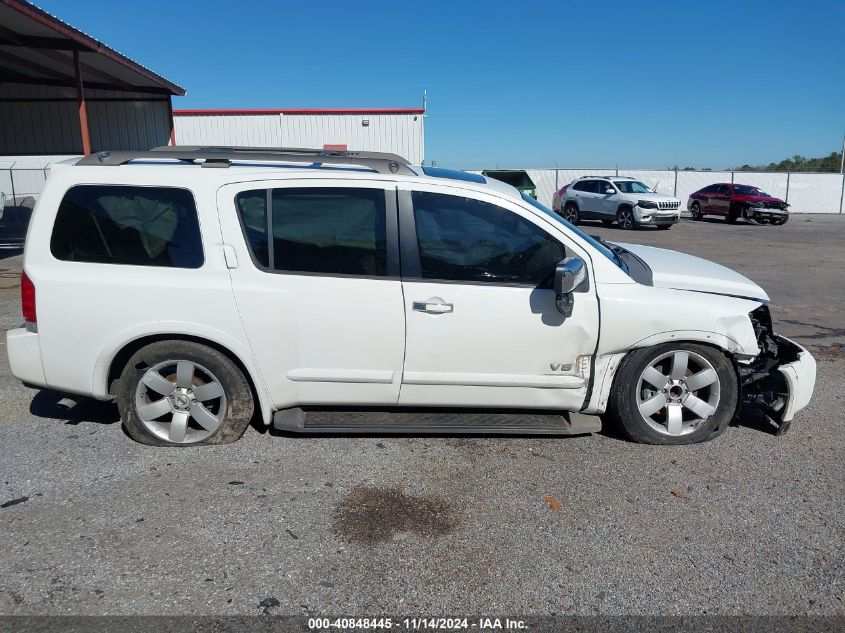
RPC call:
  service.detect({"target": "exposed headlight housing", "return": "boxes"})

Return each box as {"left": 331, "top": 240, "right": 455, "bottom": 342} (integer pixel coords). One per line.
{"left": 748, "top": 201, "right": 764, "bottom": 208}
{"left": 637, "top": 200, "right": 657, "bottom": 209}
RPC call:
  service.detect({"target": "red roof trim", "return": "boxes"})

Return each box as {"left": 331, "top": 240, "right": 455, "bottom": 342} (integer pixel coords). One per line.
{"left": 173, "top": 107, "right": 425, "bottom": 116}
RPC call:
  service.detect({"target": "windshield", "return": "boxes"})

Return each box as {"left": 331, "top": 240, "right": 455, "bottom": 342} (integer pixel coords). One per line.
{"left": 520, "top": 193, "right": 623, "bottom": 269}
{"left": 614, "top": 180, "right": 653, "bottom": 194}
{"left": 733, "top": 185, "right": 769, "bottom": 197}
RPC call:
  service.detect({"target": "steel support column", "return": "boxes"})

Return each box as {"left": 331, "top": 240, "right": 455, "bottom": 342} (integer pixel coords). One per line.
{"left": 167, "top": 96, "right": 176, "bottom": 146}
{"left": 73, "top": 49, "right": 91, "bottom": 155}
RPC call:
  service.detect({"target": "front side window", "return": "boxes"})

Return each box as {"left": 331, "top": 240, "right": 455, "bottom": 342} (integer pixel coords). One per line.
{"left": 50, "top": 185, "right": 203, "bottom": 268}
{"left": 412, "top": 191, "right": 566, "bottom": 287}
{"left": 733, "top": 185, "right": 768, "bottom": 197}
{"left": 235, "top": 187, "right": 387, "bottom": 276}
{"left": 614, "top": 180, "right": 652, "bottom": 194}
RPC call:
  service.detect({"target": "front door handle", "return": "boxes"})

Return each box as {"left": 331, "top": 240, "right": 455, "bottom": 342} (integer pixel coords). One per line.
{"left": 413, "top": 298, "right": 454, "bottom": 314}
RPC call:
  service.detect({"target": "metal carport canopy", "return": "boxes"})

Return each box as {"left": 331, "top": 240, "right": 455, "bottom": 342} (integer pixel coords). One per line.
{"left": 0, "top": 0, "right": 185, "bottom": 154}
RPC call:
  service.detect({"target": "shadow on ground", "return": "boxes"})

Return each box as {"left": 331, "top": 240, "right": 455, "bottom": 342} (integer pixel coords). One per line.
{"left": 29, "top": 389, "right": 120, "bottom": 425}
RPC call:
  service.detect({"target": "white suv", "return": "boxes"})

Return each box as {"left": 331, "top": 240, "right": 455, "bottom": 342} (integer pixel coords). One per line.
{"left": 6, "top": 147, "right": 815, "bottom": 446}
{"left": 559, "top": 176, "right": 681, "bottom": 229}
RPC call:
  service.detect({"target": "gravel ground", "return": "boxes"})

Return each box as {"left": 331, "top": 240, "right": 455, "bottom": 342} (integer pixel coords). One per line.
{"left": 0, "top": 217, "right": 843, "bottom": 617}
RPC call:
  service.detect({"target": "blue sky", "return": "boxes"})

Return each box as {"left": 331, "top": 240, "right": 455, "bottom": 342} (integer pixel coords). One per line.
{"left": 37, "top": 0, "right": 845, "bottom": 169}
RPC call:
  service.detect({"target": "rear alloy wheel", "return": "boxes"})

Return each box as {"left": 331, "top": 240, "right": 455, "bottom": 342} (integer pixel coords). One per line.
{"left": 608, "top": 343, "right": 737, "bottom": 445}
{"left": 617, "top": 207, "right": 636, "bottom": 230}
{"left": 562, "top": 203, "right": 580, "bottom": 224}
{"left": 690, "top": 201, "right": 703, "bottom": 220}
{"left": 117, "top": 340, "right": 254, "bottom": 446}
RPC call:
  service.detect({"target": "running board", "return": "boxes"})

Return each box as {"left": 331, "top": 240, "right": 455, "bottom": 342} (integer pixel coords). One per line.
{"left": 272, "top": 407, "right": 601, "bottom": 435}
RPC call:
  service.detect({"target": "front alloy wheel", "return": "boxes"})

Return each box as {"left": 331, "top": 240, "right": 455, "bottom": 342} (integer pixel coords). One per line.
{"left": 636, "top": 350, "right": 720, "bottom": 437}
{"left": 608, "top": 343, "right": 738, "bottom": 445}
{"left": 743, "top": 207, "right": 764, "bottom": 225}
{"left": 617, "top": 207, "right": 635, "bottom": 230}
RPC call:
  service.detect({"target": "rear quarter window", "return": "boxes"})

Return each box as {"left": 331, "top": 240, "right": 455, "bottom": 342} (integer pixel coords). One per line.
{"left": 50, "top": 185, "right": 203, "bottom": 268}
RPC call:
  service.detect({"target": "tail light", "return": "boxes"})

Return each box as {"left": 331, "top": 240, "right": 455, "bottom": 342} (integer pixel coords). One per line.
{"left": 21, "top": 272, "right": 36, "bottom": 324}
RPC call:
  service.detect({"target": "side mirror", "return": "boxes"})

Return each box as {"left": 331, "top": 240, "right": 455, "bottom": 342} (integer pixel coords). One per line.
{"left": 604, "top": 187, "right": 615, "bottom": 195}
{"left": 554, "top": 257, "right": 587, "bottom": 295}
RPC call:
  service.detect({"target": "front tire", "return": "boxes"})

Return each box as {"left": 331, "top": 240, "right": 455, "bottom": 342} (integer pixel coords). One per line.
{"left": 727, "top": 205, "right": 741, "bottom": 223}
{"left": 607, "top": 343, "right": 737, "bottom": 445}
{"left": 617, "top": 207, "right": 636, "bottom": 230}
{"left": 116, "top": 340, "right": 254, "bottom": 446}
{"left": 562, "top": 202, "right": 580, "bottom": 224}
{"left": 771, "top": 215, "right": 789, "bottom": 226}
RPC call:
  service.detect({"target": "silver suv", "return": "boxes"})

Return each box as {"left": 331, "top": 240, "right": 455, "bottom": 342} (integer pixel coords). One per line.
{"left": 559, "top": 176, "right": 681, "bottom": 230}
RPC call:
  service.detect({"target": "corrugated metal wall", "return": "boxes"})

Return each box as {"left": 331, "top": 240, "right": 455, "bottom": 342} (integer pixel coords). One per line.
{"left": 174, "top": 112, "right": 425, "bottom": 164}
{"left": 0, "top": 82, "right": 171, "bottom": 154}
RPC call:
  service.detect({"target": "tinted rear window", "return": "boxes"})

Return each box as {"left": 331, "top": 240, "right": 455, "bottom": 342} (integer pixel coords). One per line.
{"left": 573, "top": 180, "right": 595, "bottom": 193}
{"left": 51, "top": 185, "right": 203, "bottom": 268}
{"left": 235, "top": 187, "right": 388, "bottom": 277}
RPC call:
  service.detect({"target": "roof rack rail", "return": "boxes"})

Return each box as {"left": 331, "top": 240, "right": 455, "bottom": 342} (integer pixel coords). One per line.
{"left": 75, "top": 145, "right": 415, "bottom": 175}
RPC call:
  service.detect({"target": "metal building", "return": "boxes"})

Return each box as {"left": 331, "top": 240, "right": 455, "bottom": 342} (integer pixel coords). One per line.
{"left": 0, "top": 0, "right": 185, "bottom": 156}
{"left": 173, "top": 108, "right": 426, "bottom": 164}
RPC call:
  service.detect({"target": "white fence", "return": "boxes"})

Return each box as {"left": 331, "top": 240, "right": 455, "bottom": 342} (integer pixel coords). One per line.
{"left": 2, "top": 157, "right": 844, "bottom": 215}
{"left": 509, "top": 169, "right": 845, "bottom": 215}
{"left": 0, "top": 156, "right": 78, "bottom": 202}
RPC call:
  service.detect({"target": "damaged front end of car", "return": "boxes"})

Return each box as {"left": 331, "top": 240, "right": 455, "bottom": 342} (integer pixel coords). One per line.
{"left": 737, "top": 305, "right": 814, "bottom": 434}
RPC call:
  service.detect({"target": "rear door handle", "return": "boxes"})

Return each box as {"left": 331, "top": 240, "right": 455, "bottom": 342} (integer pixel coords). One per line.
{"left": 413, "top": 298, "right": 454, "bottom": 314}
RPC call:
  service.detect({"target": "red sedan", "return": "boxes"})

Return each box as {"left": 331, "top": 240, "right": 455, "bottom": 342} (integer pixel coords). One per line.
{"left": 687, "top": 183, "right": 790, "bottom": 225}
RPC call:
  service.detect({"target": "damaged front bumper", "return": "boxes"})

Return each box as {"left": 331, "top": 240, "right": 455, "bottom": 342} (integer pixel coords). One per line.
{"left": 739, "top": 306, "right": 816, "bottom": 434}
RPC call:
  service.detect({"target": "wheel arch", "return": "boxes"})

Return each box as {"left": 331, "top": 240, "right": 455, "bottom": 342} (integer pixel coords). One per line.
{"left": 95, "top": 327, "right": 274, "bottom": 425}
{"left": 583, "top": 335, "right": 743, "bottom": 415}
{"left": 616, "top": 202, "right": 634, "bottom": 214}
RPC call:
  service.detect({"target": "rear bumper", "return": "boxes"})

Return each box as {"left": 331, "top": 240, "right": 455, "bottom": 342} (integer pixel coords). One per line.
{"left": 6, "top": 327, "right": 47, "bottom": 389}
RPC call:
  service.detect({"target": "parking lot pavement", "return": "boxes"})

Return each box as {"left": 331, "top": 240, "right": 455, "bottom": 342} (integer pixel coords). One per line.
{"left": 0, "top": 217, "right": 843, "bottom": 616}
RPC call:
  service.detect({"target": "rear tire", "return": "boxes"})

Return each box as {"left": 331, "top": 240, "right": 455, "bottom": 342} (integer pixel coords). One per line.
{"left": 116, "top": 340, "right": 254, "bottom": 447}
{"left": 562, "top": 202, "right": 580, "bottom": 224}
{"left": 607, "top": 343, "right": 737, "bottom": 445}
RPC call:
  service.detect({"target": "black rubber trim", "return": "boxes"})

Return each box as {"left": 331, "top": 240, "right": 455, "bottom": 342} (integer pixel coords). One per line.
{"left": 397, "top": 189, "right": 421, "bottom": 278}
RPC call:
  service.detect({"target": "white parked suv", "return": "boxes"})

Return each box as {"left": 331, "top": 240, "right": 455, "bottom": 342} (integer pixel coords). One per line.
{"left": 6, "top": 147, "right": 815, "bottom": 447}
{"left": 558, "top": 176, "right": 681, "bottom": 229}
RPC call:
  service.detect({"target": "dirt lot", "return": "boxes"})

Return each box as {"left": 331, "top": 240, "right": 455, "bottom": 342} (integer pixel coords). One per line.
{"left": 0, "top": 216, "right": 843, "bottom": 617}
